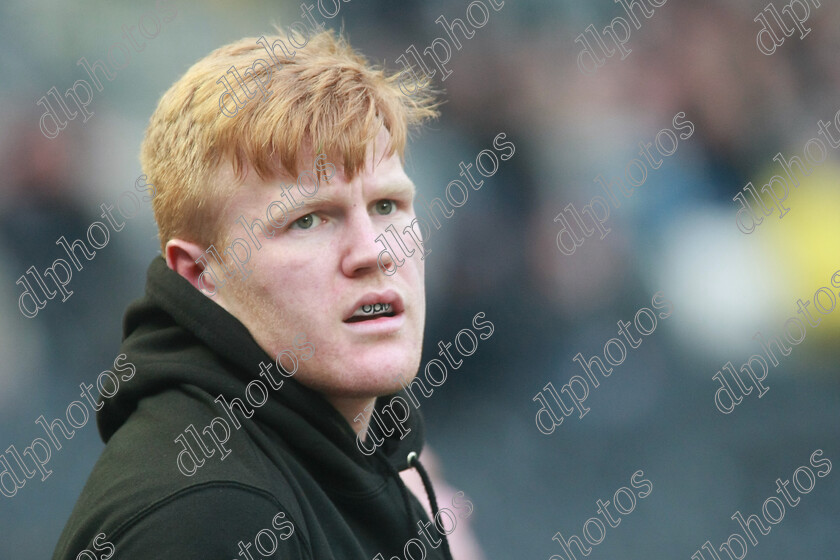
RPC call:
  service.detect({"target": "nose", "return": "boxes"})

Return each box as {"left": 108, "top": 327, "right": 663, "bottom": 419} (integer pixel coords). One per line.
{"left": 339, "top": 208, "right": 395, "bottom": 278}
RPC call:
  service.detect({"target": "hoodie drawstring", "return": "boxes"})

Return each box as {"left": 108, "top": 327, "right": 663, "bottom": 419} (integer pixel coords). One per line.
{"left": 379, "top": 451, "right": 455, "bottom": 560}
{"left": 407, "top": 451, "right": 454, "bottom": 560}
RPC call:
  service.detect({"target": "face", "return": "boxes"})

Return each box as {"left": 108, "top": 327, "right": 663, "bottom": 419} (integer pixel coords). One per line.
{"left": 213, "top": 127, "right": 426, "bottom": 402}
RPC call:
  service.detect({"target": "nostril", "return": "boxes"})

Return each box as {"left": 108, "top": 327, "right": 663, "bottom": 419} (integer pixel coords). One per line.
{"left": 373, "top": 233, "right": 407, "bottom": 276}
{"left": 376, "top": 250, "right": 399, "bottom": 276}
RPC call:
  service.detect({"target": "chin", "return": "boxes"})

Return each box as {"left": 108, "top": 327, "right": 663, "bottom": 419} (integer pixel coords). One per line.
{"left": 292, "top": 350, "right": 415, "bottom": 397}
{"left": 340, "top": 356, "right": 421, "bottom": 397}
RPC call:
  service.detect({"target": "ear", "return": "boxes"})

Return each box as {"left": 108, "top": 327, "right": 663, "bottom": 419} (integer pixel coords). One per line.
{"left": 165, "top": 239, "right": 222, "bottom": 298}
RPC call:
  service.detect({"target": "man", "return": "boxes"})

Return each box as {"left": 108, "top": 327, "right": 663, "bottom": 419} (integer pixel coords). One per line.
{"left": 52, "top": 29, "right": 459, "bottom": 559}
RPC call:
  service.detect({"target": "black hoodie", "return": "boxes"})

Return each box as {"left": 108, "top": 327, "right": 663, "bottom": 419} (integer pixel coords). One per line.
{"left": 52, "top": 256, "right": 454, "bottom": 560}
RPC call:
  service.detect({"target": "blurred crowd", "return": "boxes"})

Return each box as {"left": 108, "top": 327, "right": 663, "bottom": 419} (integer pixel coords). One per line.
{"left": 1, "top": 0, "right": 838, "bottom": 557}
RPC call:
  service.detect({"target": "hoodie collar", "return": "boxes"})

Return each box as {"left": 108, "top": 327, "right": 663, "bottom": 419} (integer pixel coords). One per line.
{"left": 98, "top": 256, "right": 425, "bottom": 475}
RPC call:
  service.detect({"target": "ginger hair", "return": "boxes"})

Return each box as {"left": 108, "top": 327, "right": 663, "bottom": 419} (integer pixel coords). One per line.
{"left": 140, "top": 28, "right": 439, "bottom": 252}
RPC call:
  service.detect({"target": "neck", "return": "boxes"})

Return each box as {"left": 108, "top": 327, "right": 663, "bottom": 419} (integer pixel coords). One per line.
{"left": 327, "top": 395, "right": 378, "bottom": 438}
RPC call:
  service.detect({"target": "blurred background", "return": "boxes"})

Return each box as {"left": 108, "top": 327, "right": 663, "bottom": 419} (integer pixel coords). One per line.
{"left": 1, "top": 0, "right": 839, "bottom": 557}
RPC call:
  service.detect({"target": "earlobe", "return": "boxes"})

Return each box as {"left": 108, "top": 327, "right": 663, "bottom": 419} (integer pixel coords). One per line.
{"left": 165, "top": 239, "right": 218, "bottom": 296}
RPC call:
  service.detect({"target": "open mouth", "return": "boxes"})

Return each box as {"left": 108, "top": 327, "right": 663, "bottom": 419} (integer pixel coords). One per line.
{"left": 344, "top": 302, "right": 398, "bottom": 323}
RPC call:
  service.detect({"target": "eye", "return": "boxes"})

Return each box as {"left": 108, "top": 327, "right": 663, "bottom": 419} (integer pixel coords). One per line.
{"left": 374, "top": 200, "right": 396, "bottom": 216}
{"left": 290, "top": 213, "right": 322, "bottom": 230}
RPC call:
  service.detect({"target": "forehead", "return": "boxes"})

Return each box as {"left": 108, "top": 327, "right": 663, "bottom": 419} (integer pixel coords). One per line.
{"left": 217, "top": 132, "right": 415, "bottom": 212}
{"left": 304, "top": 153, "right": 416, "bottom": 211}
{"left": 321, "top": 124, "right": 411, "bottom": 185}
{"left": 331, "top": 148, "right": 413, "bottom": 189}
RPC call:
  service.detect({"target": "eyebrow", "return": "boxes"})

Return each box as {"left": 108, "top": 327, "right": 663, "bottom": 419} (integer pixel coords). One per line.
{"left": 376, "top": 181, "right": 416, "bottom": 197}
{"left": 293, "top": 181, "right": 416, "bottom": 208}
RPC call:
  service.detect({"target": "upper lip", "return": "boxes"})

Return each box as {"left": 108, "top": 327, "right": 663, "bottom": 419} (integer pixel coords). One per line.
{"left": 343, "top": 290, "right": 404, "bottom": 322}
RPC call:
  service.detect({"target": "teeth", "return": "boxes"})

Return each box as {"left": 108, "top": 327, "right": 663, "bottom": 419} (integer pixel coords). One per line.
{"left": 352, "top": 302, "right": 392, "bottom": 318}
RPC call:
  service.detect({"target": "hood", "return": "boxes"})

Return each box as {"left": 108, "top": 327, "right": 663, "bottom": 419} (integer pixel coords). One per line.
{"left": 97, "top": 255, "right": 425, "bottom": 476}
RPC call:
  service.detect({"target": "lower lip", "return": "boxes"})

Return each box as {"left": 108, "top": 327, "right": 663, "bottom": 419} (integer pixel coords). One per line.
{"left": 343, "top": 312, "right": 405, "bottom": 335}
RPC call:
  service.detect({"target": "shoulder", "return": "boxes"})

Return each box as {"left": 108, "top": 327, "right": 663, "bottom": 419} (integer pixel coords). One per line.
{"left": 55, "top": 482, "right": 311, "bottom": 560}
{"left": 108, "top": 483, "right": 311, "bottom": 560}
{"left": 55, "top": 388, "right": 309, "bottom": 559}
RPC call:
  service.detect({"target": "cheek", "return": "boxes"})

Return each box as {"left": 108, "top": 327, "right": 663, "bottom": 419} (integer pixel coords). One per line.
{"left": 238, "top": 255, "right": 314, "bottom": 317}
{"left": 251, "top": 248, "right": 310, "bottom": 290}
{"left": 414, "top": 265, "right": 426, "bottom": 301}
{"left": 403, "top": 259, "right": 426, "bottom": 323}
{"left": 409, "top": 253, "right": 425, "bottom": 286}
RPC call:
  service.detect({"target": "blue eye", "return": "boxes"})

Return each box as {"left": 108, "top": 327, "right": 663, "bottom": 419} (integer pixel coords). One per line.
{"left": 291, "top": 213, "right": 321, "bottom": 230}
{"left": 375, "top": 200, "right": 396, "bottom": 215}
